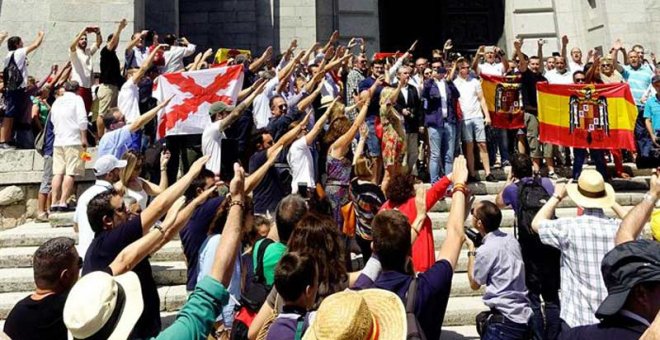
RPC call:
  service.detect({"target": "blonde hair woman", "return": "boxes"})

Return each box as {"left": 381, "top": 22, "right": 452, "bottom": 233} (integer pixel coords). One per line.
{"left": 115, "top": 149, "right": 170, "bottom": 210}
{"left": 379, "top": 82, "right": 407, "bottom": 194}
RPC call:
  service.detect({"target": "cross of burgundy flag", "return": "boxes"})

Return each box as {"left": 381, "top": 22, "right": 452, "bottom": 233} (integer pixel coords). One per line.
{"left": 154, "top": 64, "right": 244, "bottom": 139}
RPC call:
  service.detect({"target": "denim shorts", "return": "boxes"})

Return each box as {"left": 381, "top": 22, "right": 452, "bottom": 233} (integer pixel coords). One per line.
{"left": 4, "top": 89, "right": 27, "bottom": 118}
{"left": 365, "top": 115, "right": 382, "bottom": 157}
{"left": 461, "top": 117, "right": 486, "bottom": 143}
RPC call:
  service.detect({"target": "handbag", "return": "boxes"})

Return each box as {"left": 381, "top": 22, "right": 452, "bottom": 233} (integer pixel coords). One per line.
{"left": 34, "top": 112, "right": 50, "bottom": 156}
{"left": 341, "top": 201, "right": 356, "bottom": 237}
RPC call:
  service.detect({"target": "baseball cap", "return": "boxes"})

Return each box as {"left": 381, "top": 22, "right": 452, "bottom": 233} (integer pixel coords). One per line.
{"left": 652, "top": 75, "right": 660, "bottom": 84}
{"left": 93, "top": 155, "right": 127, "bottom": 176}
{"left": 209, "top": 101, "right": 234, "bottom": 115}
{"left": 595, "top": 239, "right": 660, "bottom": 318}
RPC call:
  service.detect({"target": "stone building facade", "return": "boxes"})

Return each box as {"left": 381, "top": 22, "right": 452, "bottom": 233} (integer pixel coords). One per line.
{"left": 0, "top": 0, "right": 657, "bottom": 81}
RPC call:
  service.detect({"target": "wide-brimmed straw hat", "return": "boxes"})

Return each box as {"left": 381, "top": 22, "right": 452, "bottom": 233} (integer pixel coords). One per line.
{"left": 566, "top": 169, "right": 615, "bottom": 208}
{"left": 63, "top": 271, "right": 143, "bottom": 340}
{"left": 303, "top": 289, "right": 406, "bottom": 340}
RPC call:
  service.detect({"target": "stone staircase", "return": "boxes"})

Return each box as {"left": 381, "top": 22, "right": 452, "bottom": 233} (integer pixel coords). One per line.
{"left": 0, "top": 164, "right": 653, "bottom": 339}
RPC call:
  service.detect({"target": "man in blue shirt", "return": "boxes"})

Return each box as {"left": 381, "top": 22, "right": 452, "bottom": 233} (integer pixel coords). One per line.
{"left": 466, "top": 201, "right": 532, "bottom": 339}
{"left": 619, "top": 49, "right": 654, "bottom": 156}
{"left": 643, "top": 75, "right": 660, "bottom": 145}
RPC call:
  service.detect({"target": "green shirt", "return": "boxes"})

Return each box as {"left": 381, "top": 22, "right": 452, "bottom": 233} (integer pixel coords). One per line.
{"left": 252, "top": 239, "right": 287, "bottom": 286}
{"left": 153, "top": 275, "right": 228, "bottom": 340}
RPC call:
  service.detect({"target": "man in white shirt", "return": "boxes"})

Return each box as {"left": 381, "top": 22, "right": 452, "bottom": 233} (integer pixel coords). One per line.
{"left": 0, "top": 32, "right": 44, "bottom": 149}
{"left": 162, "top": 34, "right": 196, "bottom": 73}
{"left": 73, "top": 154, "right": 126, "bottom": 258}
{"left": 474, "top": 46, "right": 509, "bottom": 76}
{"left": 50, "top": 81, "right": 89, "bottom": 211}
{"left": 287, "top": 105, "right": 329, "bottom": 194}
{"left": 545, "top": 57, "right": 573, "bottom": 85}
{"left": 202, "top": 80, "right": 265, "bottom": 178}
{"left": 455, "top": 58, "right": 495, "bottom": 182}
{"left": 69, "top": 26, "right": 102, "bottom": 113}
{"left": 561, "top": 35, "right": 584, "bottom": 74}
{"left": 545, "top": 56, "right": 556, "bottom": 75}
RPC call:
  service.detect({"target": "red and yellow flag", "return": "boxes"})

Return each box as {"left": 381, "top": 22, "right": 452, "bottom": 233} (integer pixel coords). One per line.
{"left": 480, "top": 74, "right": 525, "bottom": 129}
{"left": 537, "top": 82, "right": 637, "bottom": 150}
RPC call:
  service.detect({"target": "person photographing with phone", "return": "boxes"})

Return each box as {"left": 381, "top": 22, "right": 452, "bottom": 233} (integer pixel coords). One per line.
{"left": 69, "top": 26, "right": 102, "bottom": 113}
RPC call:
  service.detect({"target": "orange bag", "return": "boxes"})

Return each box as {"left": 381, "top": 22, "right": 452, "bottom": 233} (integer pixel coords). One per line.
{"left": 341, "top": 202, "right": 356, "bottom": 237}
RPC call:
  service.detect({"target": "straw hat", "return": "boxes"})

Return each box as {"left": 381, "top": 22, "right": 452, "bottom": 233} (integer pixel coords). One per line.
{"left": 319, "top": 95, "right": 335, "bottom": 110}
{"left": 303, "top": 289, "right": 406, "bottom": 340}
{"left": 566, "top": 169, "right": 615, "bottom": 208}
{"left": 63, "top": 271, "right": 143, "bottom": 340}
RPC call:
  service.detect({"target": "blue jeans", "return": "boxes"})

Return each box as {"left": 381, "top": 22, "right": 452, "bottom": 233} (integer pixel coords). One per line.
{"left": 487, "top": 127, "right": 510, "bottom": 166}
{"left": 428, "top": 123, "right": 456, "bottom": 183}
{"left": 365, "top": 115, "right": 381, "bottom": 157}
{"left": 483, "top": 318, "right": 529, "bottom": 340}
{"left": 635, "top": 106, "right": 653, "bottom": 157}
{"left": 529, "top": 293, "right": 561, "bottom": 340}
{"left": 572, "top": 148, "right": 607, "bottom": 180}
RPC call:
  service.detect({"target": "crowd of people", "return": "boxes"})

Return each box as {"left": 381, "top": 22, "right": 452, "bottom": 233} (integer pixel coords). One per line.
{"left": 0, "top": 19, "right": 658, "bottom": 340}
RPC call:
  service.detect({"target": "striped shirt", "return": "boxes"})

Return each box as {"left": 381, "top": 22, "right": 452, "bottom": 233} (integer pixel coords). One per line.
{"left": 622, "top": 64, "right": 653, "bottom": 106}
{"left": 538, "top": 208, "right": 620, "bottom": 327}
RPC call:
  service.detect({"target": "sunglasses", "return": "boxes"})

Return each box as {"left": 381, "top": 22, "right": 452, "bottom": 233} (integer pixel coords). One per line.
{"left": 601, "top": 63, "right": 612, "bottom": 67}
{"left": 460, "top": 66, "right": 470, "bottom": 69}
{"left": 575, "top": 78, "right": 586, "bottom": 83}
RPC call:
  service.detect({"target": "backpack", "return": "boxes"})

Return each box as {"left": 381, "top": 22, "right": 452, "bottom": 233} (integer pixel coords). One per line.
{"left": 3, "top": 53, "right": 23, "bottom": 91}
{"left": 514, "top": 177, "right": 550, "bottom": 245}
{"left": 405, "top": 278, "right": 427, "bottom": 340}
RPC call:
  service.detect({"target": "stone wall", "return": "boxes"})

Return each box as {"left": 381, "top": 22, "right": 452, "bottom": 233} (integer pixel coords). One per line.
{"left": 0, "top": 0, "right": 145, "bottom": 78}
{"left": 0, "top": 149, "right": 97, "bottom": 230}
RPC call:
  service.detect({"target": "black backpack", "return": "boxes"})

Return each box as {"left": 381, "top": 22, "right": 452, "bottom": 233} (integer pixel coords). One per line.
{"left": 405, "top": 278, "right": 427, "bottom": 340}
{"left": 240, "top": 238, "right": 275, "bottom": 312}
{"left": 3, "top": 53, "right": 23, "bottom": 91}
{"left": 514, "top": 177, "right": 550, "bottom": 245}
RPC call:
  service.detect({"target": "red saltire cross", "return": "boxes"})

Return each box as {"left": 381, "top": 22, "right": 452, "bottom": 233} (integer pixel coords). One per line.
{"left": 157, "top": 65, "right": 243, "bottom": 138}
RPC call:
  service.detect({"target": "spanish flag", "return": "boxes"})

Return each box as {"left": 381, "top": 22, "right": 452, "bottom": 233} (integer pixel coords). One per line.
{"left": 480, "top": 74, "right": 525, "bottom": 129}
{"left": 537, "top": 82, "right": 637, "bottom": 150}
{"left": 214, "top": 48, "right": 252, "bottom": 63}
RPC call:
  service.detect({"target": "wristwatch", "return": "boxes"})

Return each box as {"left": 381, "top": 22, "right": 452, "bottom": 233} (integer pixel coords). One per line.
{"left": 467, "top": 251, "right": 477, "bottom": 257}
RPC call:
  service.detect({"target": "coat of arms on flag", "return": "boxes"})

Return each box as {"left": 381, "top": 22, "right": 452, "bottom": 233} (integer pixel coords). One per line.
{"left": 154, "top": 64, "right": 244, "bottom": 139}
{"left": 537, "top": 82, "right": 637, "bottom": 150}
{"left": 481, "top": 74, "right": 525, "bottom": 129}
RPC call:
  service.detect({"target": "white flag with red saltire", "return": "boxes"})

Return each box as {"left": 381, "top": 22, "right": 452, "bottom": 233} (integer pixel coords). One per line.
{"left": 154, "top": 64, "right": 244, "bottom": 139}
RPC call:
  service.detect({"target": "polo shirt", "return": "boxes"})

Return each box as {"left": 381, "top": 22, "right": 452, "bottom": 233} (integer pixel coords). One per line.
{"left": 622, "top": 65, "right": 653, "bottom": 106}
{"left": 179, "top": 196, "right": 224, "bottom": 291}
{"left": 97, "top": 125, "right": 139, "bottom": 159}
{"left": 643, "top": 95, "right": 660, "bottom": 131}
{"left": 520, "top": 69, "right": 547, "bottom": 113}
{"left": 502, "top": 177, "right": 554, "bottom": 213}
{"left": 82, "top": 216, "right": 161, "bottom": 338}
{"left": 50, "top": 92, "right": 88, "bottom": 146}
{"left": 249, "top": 150, "right": 285, "bottom": 214}
{"left": 252, "top": 238, "right": 287, "bottom": 286}
{"left": 353, "top": 259, "right": 453, "bottom": 340}
{"left": 473, "top": 230, "right": 532, "bottom": 324}
{"left": 73, "top": 180, "right": 114, "bottom": 258}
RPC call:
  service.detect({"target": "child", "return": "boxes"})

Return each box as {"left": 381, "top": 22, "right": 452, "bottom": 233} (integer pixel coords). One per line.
{"left": 265, "top": 252, "right": 318, "bottom": 340}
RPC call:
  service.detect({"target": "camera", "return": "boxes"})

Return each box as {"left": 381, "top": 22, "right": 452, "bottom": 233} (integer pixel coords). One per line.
{"left": 464, "top": 227, "right": 483, "bottom": 248}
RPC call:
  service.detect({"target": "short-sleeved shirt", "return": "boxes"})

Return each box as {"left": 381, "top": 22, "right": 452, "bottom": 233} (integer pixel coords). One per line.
{"left": 644, "top": 95, "right": 660, "bottom": 131}
{"left": 538, "top": 208, "right": 620, "bottom": 327}
{"left": 74, "top": 180, "right": 114, "bottom": 258}
{"left": 478, "top": 62, "right": 505, "bottom": 76}
{"left": 202, "top": 120, "right": 226, "bottom": 175}
{"left": 252, "top": 238, "right": 287, "bottom": 286}
{"left": 287, "top": 137, "right": 315, "bottom": 194}
{"left": 118, "top": 78, "right": 141, "bottom": 123}
{"left": 3, "top": 292, "right": 69, "bottom": 340}
{"left": 473, "top": 230, "right": 533, "bottom": 324}
{"left": 454, "top": 76, "right": 484, "bottom": 120}
{"left": 4, "top": 48, "right": 28, "bottom": 88}
{"left": 252, "top": 77, "right": 280, "bottom": 129}
{"left": 266, "top": 307, "right": 311, "bottom": 340}
{"left": 97, "top": 125, "right": 139, "bottom": 159}
{"left": 502, "top": 177, "right": 555, "bottom": 213}
{"left": 545, "top": 69, "right": 573, "bottom": 84}
{"left": 352, "top": 260, "right": 454, "bottom": 340}
{"left": 70, "top": 45, "right": 98, "bottom": 88}
{"left": 358, "top": 76, "right": 384, "bottom": 117}
{"left": 179, "top": 196, "right": 224, "bottom": 291}
{"left": 100, "top": 46, "right": 124, "bottom": 87}
{"left": 622, "top": 65, "right": 653, "bottom": 106}
{"left": 82, "top": 215, "right": 161, "bottom": 338}
{"left": 520, "top": 69, "right": 547, "bottom": 112}
{"left": 249, "top": 150, "right": 285, "bottom": 214}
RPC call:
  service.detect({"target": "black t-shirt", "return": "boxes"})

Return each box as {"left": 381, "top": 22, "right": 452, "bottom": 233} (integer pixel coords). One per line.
{"left": 100, "top": 46, "right": 124, "bottom": 87}
{"left": 82, "top": 215, "right": 161, "bottom": 338}
{"left": 520, "top": 69, "right": 546, "bottom": 113}
{"left": 249, "top": 150, "right": 285, "bottom": 214}
{"left": 4, "top": 293, "right": 69, "bottom": 340}
{"left": 179, "top": 196, "right": 224, "bottom": 291}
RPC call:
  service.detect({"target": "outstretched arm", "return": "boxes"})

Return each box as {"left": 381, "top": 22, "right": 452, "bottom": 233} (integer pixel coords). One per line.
{"left": 305, "top": 101, "right": 332, "bottom": 145}
{"left": 245, "top": 146, "right": 283, "bottom": 193}
{"left": 108, "top": 19, "right": 128, "bottom": 52}
{"left": 616, "top": 173, "right": 660, "bottom": 245}
{"left": 514, "top": 40, "right": 528, "bottom": 72}
{"left": 70, "top": 28, "right": 86, "bottom": 53}
{"left": 472, "top": 46, "right": 484, "bottom": 74}
{"left": 561, "top": 35, "right": 569, "bottom": 61}
{"left": 26, "top": 31, "right": 45, "bottom": 55}
{"left": 297, "top": 81, "right": 323, "bottom": 112}
{"left": 131, "top": 44, "right": 165, "bottom": 83}
{"left": 270, "top": 112, "right": 310, "bottom": 158}
{"left": 537, "top": 39, "right": 544, "bottom": 62}
{"left": 250, "top": 46, "right": 273, "bottom": 73}
{"left": 219, "top": 79, "right": 266, "bottom": 131}
{"left": 436, "top": 156, "right": 468, "bottom": 270}
{"left": 332, "top": 96, "right": 370, "bottom": 155}
{"left": 129, "top": 95, "right": 174, "bottom": 133}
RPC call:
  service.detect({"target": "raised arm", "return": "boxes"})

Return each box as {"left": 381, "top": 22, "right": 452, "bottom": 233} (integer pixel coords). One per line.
{"left": 277, "top": 49, "right": 304, "bottom": 83}
{"left": 537, "top": 39, "right": 544, "bottom": 62}
{"left": 26, "top": 31, "right": 44, "bottom": 55}
{"left": 531, "top": 181, "right": 567, "bottom": 233}
{"left": 585, "top": 55, "right": 600, "bottom": 83}
{"left": 131, "top": 44, "right": 165, "bottom": 83}
{"left": 69, "top": 28, "right": 86, "bottom": 53}
{"left": 514, "top": 39, "right": 528, "bottom": 72}
{"left": 472, "top": 46, "right": 484, "bottom": 73}
{"left": 249, "top": 46, "right": 273, "bottom": 73}
{"left": 305, "top": 101, "right": 332, "bottom": 145}
{"left": 297, "top": 81, "right": 323, "bottom": 112}
{"left": 140, "top": 151, "right": 171, "bottom": 196}
{"left": 436, "top": 156, "right": 468, "bottom": 270}
{"left": 410, "top": 186, "right": 428, "bottom": 243}
{"left": 301, "top": 41, "right": 320, "bottom": 66}
{"left": 129, "top": 95, "right": 173, "bottom": 133}
{"left": 108, "top": 19, "right": 128, "bottom": 52}
{"left": 93, "top": 27, "right": 102, "bottom": 52}
{"left": 560, "top": 35, "right": 569, "bottom": 61}
{"left": 270, "top": 112, "right": 310, "bottom": 158}
{"left": 322, "top": 31, "right": 339, "bottom": 54}
{"left": 353, "top": 124, "right": 368, "bottom": 165}
{"left": 125, "top": 30, "right": 146, "bottom": 53}
{"left": 0, "top": 31, "right": 7, "bottom": 46}
{"left": 139, "top": 155, "right": 210, "bottom": 233}
{"left": 331, "top": 96, "right": 370, "bottom": 155}
{"left": 245, "top": 145, "right": 282, "bottom": 193}
{"left": 616, "top": 173, "right": 660, "bottom": 244}
{"left": 498, "top": 47, "right": 510, "bottom": 74}
{"left": 219, "top": 79, "right": 266, "bottom": 131}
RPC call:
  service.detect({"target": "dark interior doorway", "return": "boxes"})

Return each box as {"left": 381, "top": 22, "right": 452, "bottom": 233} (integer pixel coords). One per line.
{"left": 378, "top": 0, "right": 505, "bottom": 58}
